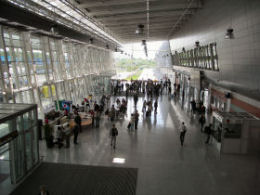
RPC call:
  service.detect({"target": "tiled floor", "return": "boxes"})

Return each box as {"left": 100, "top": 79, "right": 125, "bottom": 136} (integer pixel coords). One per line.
{"left": 39, "top": 95, "right": 260, "bottom": 195}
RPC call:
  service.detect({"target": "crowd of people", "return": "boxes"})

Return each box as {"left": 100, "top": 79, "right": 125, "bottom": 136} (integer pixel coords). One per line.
{"left": 110, "top": 79, "right": 180, "bottom": 98}
{"left": 46, "top": 77, "right": 218, "bottom": 150}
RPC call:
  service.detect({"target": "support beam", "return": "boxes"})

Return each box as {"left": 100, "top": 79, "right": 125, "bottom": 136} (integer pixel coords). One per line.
{"left": 94, "top": 8, "right": 194, "bottom": 19}
{"left": 105, "top": 18, "right": 179, "bottom": 27}
{"left": 78, "top": 0, "right": 159, "bottom": 8}
{"left": 89, "top": 2, "right": 200, "bottom": 16}
{"left": 106, "top": 20, "right": 178, "bottom": 28}
{"left": 98, "top": 11, "right": 187, "bottom": 22}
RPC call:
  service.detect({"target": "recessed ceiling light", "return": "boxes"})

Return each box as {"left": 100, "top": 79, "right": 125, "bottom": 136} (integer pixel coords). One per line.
{"left": 112, "top": 157, "right": 125, "bottom": 164}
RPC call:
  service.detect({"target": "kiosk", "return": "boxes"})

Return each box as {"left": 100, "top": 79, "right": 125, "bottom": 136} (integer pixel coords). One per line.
{"left": 212, "top": 111, "right": 260, "bottom": 154}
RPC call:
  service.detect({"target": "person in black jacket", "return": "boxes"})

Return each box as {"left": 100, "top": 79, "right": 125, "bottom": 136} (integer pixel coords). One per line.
{"left": 154, "top": 99, "right": 158, "bottom": 114}
{"left": 199, "top": 114, "right": 206, "bottom": 132}
{"left": 134, "top": 93, "right": 138, "bottom": 107}
{"left": 74, "top": 112, "right": 82, "bottom": 132}
{"left": 205, "top": 124, "right": 212, "bottom": 144}
{"left": 110, "top": 124, "right": 118, "bottom": 149}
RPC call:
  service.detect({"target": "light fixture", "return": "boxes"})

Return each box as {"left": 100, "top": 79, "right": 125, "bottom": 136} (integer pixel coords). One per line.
{"left": 135, "top": 24, "right": 144, "bottom": 35}
{"left": 225, "top": 28, "right": 234, "bottom": 39}
{"left": 106, "top": 44, "right": 109, "bottom": 49}
{"left": 112, "top": 157, "right": 125, "bottom": 164}
{"left": 182, "top": 47, "right": 185, "bottom": 52}
{"left": 50, "top": 24, "right": 58, "bottom": 35}
{"left": 89, "top": 38, "right": 94, "bottom": 44}
{"left": 195, "top": 41, "right": 200, "bottom": 48}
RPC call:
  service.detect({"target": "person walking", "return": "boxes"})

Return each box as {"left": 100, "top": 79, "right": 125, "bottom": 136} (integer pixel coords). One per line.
{"left": 190, "top": 100, "right": 196, "bottom": 114}
{"left": 95, "top": 110, "right": 101, "bottom": 128}
{"left": 74, "top": 112, "right": 82, "bottom": 132}
{"left": 168, "top": 85, "right": 172, "bottom": 95}
{"left": 154, "top": 99, "right": 158, "bottom": 114}
{"left": 134, "top": 110, "right": 139, "bottom": 130}
{"left": 134, "top": 93, "right": 138, "bottom": 107}
{"left": 110, "top": 124, "right": 118, "bottom": 149}
{"left": 180, "top": 122, "right": 187, "bottom": 146}
{"left": 73, "top": 124, "right": 79, "bottom": 144}
{"left": 142, "top": 100, "right": 147, "bottom": 114}
{"left": 205, "top": 124, "right": 212, "bottom": 144}
{"left": 198, "top": 114, "right": 206, "bottom": 132}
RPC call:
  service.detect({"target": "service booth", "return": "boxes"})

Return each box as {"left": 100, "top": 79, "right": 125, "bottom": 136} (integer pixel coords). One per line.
{"left": 0, "top": 103, "right": 39, "bottom": 188}
{"left": 212, "top": 111, "right": 260, "bottom": 154}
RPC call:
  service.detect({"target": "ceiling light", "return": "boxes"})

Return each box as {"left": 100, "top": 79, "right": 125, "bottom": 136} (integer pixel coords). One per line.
{"left": 112, "top": 157, "right": 125, "bottom": 164}
{"left": 225, "top": 28, "right": 234, "bottom": 39}
{"left": 135, "top": 24, "right": 144, "bottom": 35}
{"left": 195, "top": 41, "right": 200, "bottom": 48}
{"left": 50, "top": 24, "right": 58, "bottom": 35}
{"left": 89, "top": 38, "right": 94, "bottom": 44}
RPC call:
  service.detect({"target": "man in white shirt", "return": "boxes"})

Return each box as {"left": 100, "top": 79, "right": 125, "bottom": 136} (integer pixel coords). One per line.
{"left": 180, "top": 122, "right": 187, "bottom": 146}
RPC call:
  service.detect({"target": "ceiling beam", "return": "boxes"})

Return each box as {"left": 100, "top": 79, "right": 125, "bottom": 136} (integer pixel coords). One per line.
{"left": 108, "top": 23, "right": 176, "bottom": 30}
{"left": 89, "top": 1, "right": 200, "bottom": 14}
{"left": 94, "top": 8, "right": 195, "bottom": 19}
{"left": 90, "top": 5, "right": 198, "bottom": 17}
{"left": 78, "top": 0, "right": 159, "bottom": 9}
{"left": 104, "top": 18, "right": 179, "bottom": 27}
{"left": 98, "top": 12, "right": 184, "bottom": 23}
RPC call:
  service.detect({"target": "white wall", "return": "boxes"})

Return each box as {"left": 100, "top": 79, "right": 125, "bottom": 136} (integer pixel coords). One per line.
{"left": 169, "top": 0, "right": 260, "bottom": 99}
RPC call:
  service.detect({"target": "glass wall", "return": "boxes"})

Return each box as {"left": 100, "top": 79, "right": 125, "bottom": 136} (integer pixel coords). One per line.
{"left": 0, "top": 25, "right": 116, "bottom": 118}
{"left": 0, "top": 104, "right": 38, "bottom": 184}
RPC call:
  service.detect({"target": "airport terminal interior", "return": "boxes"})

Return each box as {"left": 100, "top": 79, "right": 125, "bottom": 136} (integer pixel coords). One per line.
{"left": 0, "top": 0, "right": 260, "bottom": 194}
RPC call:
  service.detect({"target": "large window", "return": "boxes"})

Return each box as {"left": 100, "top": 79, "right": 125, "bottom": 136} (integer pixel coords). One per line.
{"left": 31, "top": 37, "right": 47, "bottom": 86}
{"left": 0, "top": 25, "right": 115, "bottom": 118}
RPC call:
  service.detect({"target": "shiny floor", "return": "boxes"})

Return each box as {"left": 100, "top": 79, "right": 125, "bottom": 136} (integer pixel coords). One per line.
{"left": 40, "top": 95, "right": 260, "bottom": 195}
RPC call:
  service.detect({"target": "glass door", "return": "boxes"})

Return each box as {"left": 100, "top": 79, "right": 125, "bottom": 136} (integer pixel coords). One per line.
{"left": 24, "top": 130, "right": 33, "bottom": 171}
